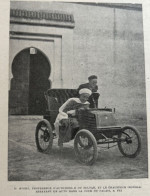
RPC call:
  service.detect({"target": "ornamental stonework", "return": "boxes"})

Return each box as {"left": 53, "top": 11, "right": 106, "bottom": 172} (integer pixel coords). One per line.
{"left": 10, "top": 9, "right": 74, "bottom": 23}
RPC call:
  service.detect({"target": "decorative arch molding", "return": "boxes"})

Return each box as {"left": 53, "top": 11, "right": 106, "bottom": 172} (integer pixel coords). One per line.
{"left": 9, "top": 7, "right": 75, "bottom": 114}
{"left": 9, "top": 47, "right": 51, "bottom": 114}
{"left": 11, "top": 46, "right": 51, "bottom": 81}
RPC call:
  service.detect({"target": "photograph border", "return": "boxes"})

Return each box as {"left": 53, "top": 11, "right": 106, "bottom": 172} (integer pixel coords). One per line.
{"left": 0, "top": 0, "right": 150, "bottom": 195}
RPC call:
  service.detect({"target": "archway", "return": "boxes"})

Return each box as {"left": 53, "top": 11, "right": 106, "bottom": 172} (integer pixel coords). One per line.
{"left": 9, "top": 48, "right": 51, "bottom": 115}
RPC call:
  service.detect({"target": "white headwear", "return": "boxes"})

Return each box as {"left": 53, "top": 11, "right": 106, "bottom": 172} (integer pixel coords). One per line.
{"left": 79, "top": 88, "right": 92, "bottom": 95}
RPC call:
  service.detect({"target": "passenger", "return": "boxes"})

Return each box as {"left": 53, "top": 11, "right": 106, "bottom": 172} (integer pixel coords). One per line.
{"left": 54, "top": 88, "right": 92, "bottom": 149}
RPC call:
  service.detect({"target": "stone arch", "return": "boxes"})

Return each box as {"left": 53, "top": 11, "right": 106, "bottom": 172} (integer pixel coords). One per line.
{"left": 9, "top": 47, "right": 51, "bottom": 114}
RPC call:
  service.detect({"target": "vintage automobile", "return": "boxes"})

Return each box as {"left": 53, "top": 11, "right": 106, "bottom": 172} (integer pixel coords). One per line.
{"left": 35, "top": 89, "right": 141, "bottom": 165}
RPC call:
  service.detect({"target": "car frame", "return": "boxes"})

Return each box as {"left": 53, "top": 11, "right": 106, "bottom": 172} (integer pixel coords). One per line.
{"left": 35, "top": 89, "right": 141, "bottom": 165}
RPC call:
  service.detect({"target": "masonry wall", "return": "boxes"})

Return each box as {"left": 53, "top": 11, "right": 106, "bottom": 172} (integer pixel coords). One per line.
{"left": 10, "top": 2, "right": 146, "bottom": 119}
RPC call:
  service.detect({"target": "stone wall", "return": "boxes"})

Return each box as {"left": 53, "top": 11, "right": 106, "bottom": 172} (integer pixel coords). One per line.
{"left": 10, "top": 2, "right": 146, "bottom": 118}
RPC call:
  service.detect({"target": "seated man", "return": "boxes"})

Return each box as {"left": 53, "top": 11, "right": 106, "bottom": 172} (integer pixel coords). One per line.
{"left": 54, "top": 88, "right": 92, "bottom": 149}
{"left": 77, "top": 75, "right": 100, "bottom": 108}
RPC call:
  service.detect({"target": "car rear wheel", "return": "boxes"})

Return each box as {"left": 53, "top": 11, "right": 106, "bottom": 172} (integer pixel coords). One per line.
{"left": 74, "top": 129, "right": 98, "bottom": 165}
{"left": 118, "top": 126, "right": 141, "bottom": 158}
{"left": 35, "top": 119, "right": 53, "bottom": 153}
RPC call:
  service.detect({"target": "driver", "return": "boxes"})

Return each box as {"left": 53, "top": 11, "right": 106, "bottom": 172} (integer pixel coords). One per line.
{"left": 78, "top": 75, "right": 100, "bottom": 108}
{"left": 54, "top": 88, "right": 92, "bottom": 150}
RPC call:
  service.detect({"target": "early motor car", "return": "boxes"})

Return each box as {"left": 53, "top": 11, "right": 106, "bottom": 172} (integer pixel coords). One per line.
{"left": 35, "top": 89, "right": 141, "bottom": 165}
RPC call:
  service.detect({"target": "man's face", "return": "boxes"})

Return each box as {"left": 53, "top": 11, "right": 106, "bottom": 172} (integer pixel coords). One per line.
{"left": 89, "top": 79, "right": 97, "bottom": 89}
{"left": 80, "top": 93, "right": 90, "bottom": 103}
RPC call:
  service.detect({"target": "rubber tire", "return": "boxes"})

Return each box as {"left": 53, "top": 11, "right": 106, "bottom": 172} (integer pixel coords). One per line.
{"left": 74, "top": 129, "right": 98, "bottom": 165}
{"left": 118, "top": 126, "right": 141, "bottom": 158}
{"left": 35, "top": 119, "right": 53, "bottom": 153}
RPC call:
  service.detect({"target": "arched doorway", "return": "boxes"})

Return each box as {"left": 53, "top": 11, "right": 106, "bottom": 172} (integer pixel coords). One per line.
{"left": 9, "top": 48, "right": 51, "bottom": 115}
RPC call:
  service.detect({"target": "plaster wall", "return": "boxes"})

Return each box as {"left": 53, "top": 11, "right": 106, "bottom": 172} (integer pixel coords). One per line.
{"left": 10, "top": 2, "right": 146, "bottom": 118}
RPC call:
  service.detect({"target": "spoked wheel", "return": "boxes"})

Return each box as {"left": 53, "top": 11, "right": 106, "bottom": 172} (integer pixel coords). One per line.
{"left": 74, "top": 129, "right": 98, "bottom": 165}
{"left": 118, "top": 126, "right": 141, "bottom": 158}
{"left": 35, "top": 119, "right": 53, "bottom": 153}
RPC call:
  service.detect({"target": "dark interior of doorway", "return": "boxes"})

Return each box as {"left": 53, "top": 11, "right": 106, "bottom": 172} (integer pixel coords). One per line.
{"left": 9, "top": 48, "right": 51, "bottom": 115}
{"left": 29, "top": 49, "right": 51, "bottom": 115}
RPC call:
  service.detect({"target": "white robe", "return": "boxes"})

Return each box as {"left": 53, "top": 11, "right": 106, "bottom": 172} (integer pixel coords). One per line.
{"left": 54, "top": 98, "right": 89, "bottom": 136}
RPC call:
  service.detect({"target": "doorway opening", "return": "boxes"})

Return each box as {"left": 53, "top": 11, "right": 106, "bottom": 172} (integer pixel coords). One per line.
{"left": 9, "top": 47, "right": 51, "bottom": 115}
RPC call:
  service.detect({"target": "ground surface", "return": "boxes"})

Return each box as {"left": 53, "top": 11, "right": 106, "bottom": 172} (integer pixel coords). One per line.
{"left": 8, "top": 116, "right": 148, "bottom": 181}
